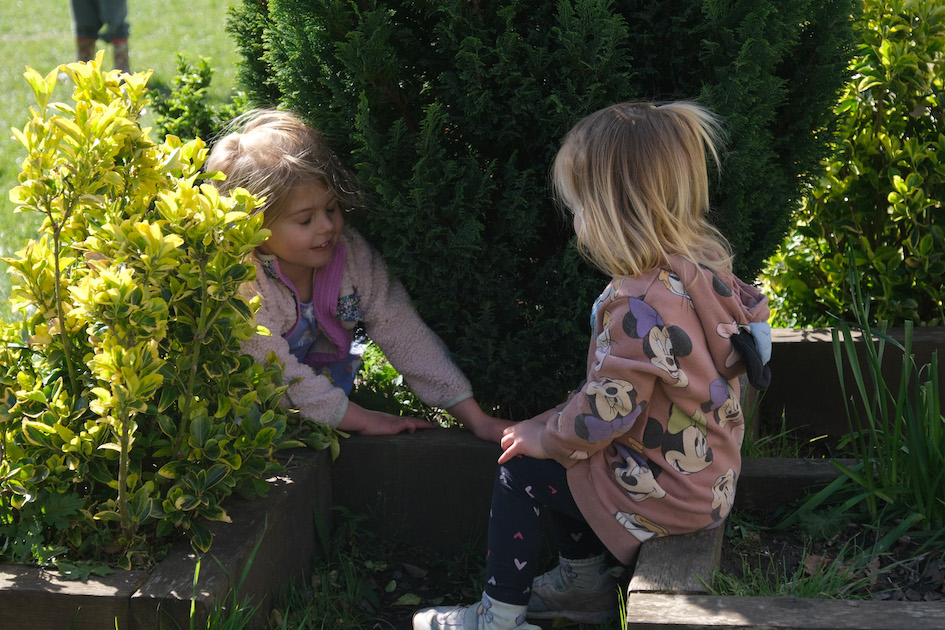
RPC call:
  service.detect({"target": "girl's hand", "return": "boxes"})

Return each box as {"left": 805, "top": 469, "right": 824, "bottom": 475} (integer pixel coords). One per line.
{"left": 357, "top": 413, "right": 436, "bottom": 436}
{"left": 467, "top": 416, "right": 516, "bottom": 444}
{"left": 498, "top": 418, "right": 549, "bottom": 464}
{"left": 339, "top": 402, "right": 437, "bottom": 435}
{"left": 446, "top": 397, "right": 515, "bottom": 444}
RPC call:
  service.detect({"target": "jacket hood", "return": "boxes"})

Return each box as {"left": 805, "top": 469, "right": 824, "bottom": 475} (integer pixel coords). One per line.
{"left": 670, "top": 258, "right": 772, "bottom": 390}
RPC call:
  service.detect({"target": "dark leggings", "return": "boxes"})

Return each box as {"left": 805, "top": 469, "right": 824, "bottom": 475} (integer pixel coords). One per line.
{"left": 484, "top": 456, "right": 605, "bottom": 605}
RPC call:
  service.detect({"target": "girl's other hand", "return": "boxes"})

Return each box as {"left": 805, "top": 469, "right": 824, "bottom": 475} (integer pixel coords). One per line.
{"left": 498, "top": 417, "right": 549, "bottom": 464}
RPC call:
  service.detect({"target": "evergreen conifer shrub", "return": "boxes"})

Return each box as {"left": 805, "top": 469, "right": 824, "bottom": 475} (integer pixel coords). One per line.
{"left": 227, "top": 0, "right": 856, "bottom": 417}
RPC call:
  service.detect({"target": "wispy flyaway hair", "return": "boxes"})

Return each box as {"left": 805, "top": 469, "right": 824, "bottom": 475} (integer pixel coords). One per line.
{"left": 553, "top": 101, "right": 733, "bottom": 278}
{"left": 206, "top": 108, "right": 359, "bottom": 228}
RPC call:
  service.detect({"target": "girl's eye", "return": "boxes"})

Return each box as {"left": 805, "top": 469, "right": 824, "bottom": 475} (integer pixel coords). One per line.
{"left": 299, "top": 217, "right": 312, "bottom": 226}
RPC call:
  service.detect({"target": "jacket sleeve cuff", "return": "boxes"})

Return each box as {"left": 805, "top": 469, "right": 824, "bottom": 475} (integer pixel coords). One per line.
{"left": 330, "top": 397, "right": 349, "bottom": 429}
{"left": 442, "top": 391, "right": 473, "bottom": 411}
{"left": 540, "top": 412, "right": 584, "bottom": 468}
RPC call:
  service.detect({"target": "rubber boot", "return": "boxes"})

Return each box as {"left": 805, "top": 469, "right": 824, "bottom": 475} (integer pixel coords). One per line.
{"left": 112, "top": 38, "right": 130, "bottom": 73}
{"left": 76, "top": 37, "right": 96, "bottom": 62}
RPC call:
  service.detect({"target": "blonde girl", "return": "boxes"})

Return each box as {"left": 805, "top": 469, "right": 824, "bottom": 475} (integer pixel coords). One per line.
{"left": 413, "top": 102, "right": 771, "bottom": 630}
{"left": 207, "top": 109, "right": 511, "bottom": 441}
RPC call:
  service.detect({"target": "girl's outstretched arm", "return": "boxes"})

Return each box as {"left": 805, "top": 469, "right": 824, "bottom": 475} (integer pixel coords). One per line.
{"left": 447, "top": 397, "right": 514, "bottom": 444}
{"left": 347, "top": 229, "right": 477, "bottom": 412}
{"left": 338, "top": 401, "right": 437, "bottom": 435}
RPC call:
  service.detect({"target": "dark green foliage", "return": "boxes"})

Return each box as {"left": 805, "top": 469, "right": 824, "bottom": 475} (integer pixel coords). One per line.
{"left": 350, "top": 341, "right": 438, "bottom": 421}
{"left": 226, "top": 0, "right": 283, "bottom": 108}
{"left": 150, "top": 54, "right": 247, "bottom": 142}
{"left": 227, "top": 0, "right": 856, "bottom": 417}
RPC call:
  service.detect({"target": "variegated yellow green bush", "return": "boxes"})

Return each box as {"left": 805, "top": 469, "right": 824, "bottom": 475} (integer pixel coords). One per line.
{"left": 0, "top": 54, "right": 339, "bottom": 572}
{"left": 763, "top": 0, "right": 945, "bottom": 327}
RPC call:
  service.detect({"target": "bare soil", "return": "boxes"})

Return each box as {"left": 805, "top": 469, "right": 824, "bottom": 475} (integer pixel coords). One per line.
{"left": 364, "top": 542, "right": 620, "bottom": 629}
{"left": 367, "top": 520, "right": 944, "bottom": 630}
{"left": 296, "top": 505, "right": 942, "bottom": 630}
{"left": 718, "top": 518, "right": 945, "bottom": 602}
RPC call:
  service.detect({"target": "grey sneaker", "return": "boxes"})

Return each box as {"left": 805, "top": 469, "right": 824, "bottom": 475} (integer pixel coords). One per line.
{"left": 526, "top": 559, "right": 624, "bottom": 624}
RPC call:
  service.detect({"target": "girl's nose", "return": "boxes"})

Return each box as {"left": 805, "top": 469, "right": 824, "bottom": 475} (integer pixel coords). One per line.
{"left": 314, "top": 209, "right": 334, "bottom": 232}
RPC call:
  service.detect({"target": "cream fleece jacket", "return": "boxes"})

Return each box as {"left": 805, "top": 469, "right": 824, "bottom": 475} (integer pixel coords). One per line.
{"left": 239, "top": 226, "right": 473, "bottom": 427}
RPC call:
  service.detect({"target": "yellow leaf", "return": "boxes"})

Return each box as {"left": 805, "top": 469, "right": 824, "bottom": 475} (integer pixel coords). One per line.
{"left": 50, "top": 117, "right": 84, "bottom": 144}
{"left": 10, "top": 127, "right": 31, "bottom": 151}
{"left": 206, "top": 508, "right": 232, "bottom": 523}
{"left": 28, "top": 329, "right": 53, "bottom": 346}
{"left": 42, "top": 67, "right": 59, "bottom": 100}
{"left": 393, "top": 593, "right": 422, "bottom": 606}
{"left": 53, "top": 423, "right": 76, "bottom": 443}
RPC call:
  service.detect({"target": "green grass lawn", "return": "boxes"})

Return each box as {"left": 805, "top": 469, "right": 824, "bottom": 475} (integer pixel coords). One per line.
{"left": 0, "top": 0, "right": 240, "bottom": 319}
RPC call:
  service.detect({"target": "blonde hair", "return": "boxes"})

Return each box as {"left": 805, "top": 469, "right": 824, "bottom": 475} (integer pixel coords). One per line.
{"left": 205, "top": 108, "right": 359, "bottom": 227}
{"left": 552, "top": 101, "right": 733, "bottom": 278}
